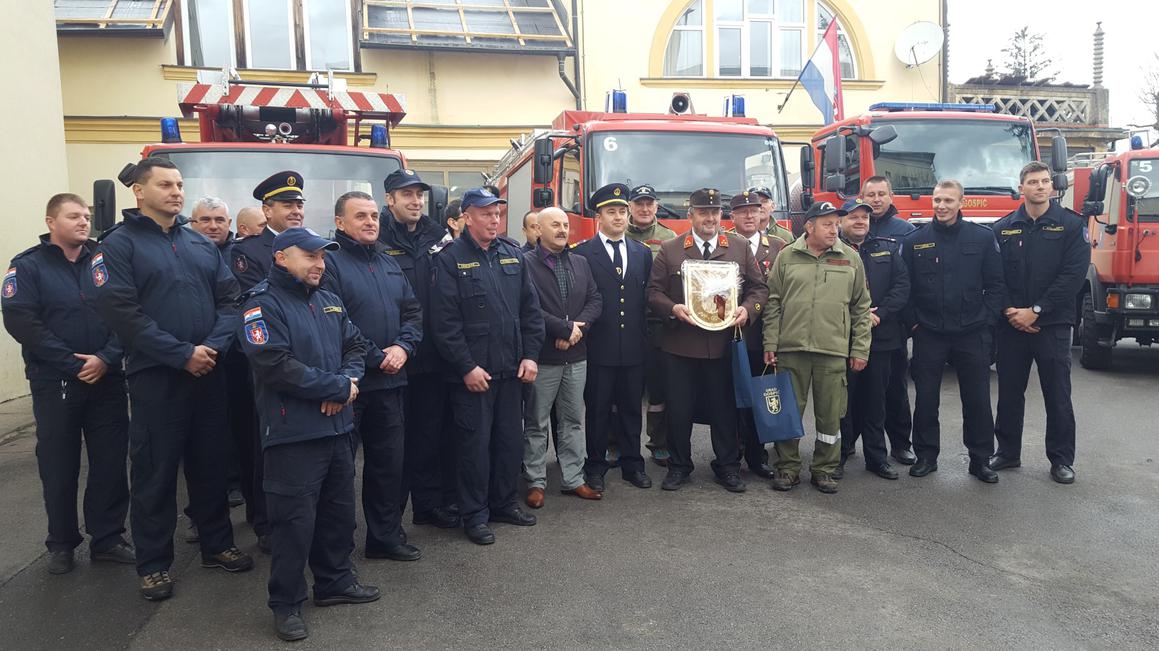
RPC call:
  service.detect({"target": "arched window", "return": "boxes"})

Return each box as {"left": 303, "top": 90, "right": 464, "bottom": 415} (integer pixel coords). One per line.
{"left": 662, "top": 0, "right": 858, "bottom": 79}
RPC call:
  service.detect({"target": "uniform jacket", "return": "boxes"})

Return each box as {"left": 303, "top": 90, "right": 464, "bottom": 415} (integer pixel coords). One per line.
{"left": 93, "top": 210, "right": 239, "bottom": 375}
{"left": 321, "top": 229, "right": 423, "bottom": 392}
{"left": 729, "top": 231, "right": 787, "bottom": 352}
{"left": 523, "top": 244, "right": 602, "bottom": 365}
{"left": 647, "top": 231, "right": 770, "bottom": 360}
{"left": 431, "top": 230, "right": 545, "bottom": 381}
{"left": 992, "top": 203, "right": 1090, "bottom": 327}
{"left": 869, "top": 205, "right": 917, "bottom": 240}
{"left": 626, "top": 221, "right": 677, "bottom": 257}
{"left": 572, "top": 235, "right": 652, "bottom": 366}
{"left": 844, "top": 235, "right": 910, "bottom": 352}
{"left": 379, "top": 213, "right": 451, "bottom": 376}
{"left": 901, "top": 214, "right": 1007, "bottom": 335}
{"left": 230, "top": 227, "right": 275, "bottom": 290}
{"left": 763, "top": 236, "right": 872, "bottom": 360}
{"left": 239, "top": 264, "right": 369, "bottom": 449}
{"left": 3, "top": 236, "right": 123, "bottom": 380}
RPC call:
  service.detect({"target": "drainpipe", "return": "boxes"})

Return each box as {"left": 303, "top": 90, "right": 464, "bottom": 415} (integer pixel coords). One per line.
{"left": 558, "top": 54, "right": 581, "bottom": 109}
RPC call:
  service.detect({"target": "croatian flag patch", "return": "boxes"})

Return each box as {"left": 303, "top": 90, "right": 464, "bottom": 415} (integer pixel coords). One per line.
{"left": 243, "top": 306, "right": 263, "bottom": 322}
{"left": 91, "top": 253, "right": 108, "bottom": 287}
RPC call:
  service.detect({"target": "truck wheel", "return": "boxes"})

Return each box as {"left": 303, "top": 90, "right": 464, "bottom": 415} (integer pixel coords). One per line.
{"left": 1079, "top": 293, "right": 1112, "bottom": 369}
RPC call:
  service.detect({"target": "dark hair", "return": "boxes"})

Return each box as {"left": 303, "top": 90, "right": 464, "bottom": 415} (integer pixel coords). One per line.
{"left": 335, "top": 191, "right": 375, "bottom": 217}
{"left": 862, "top": 175, "right": 892, "bottom": 192}
{"left": 133, "top": 157, "right": 179, "bottom": 184}
{"left": 484, "top": 185, "right": 501, "bottom": 197}
{"left": 1019, "top": 161, "right": 1051, "bottom": 184}
{"left": 523, "top": 210, "right": 538, "bottom": 229}
{"left": 46, "top": 193, "right": 89, "bottom": 217}
{"left": 445, "top": 199, "right": 462, "bottom": 220}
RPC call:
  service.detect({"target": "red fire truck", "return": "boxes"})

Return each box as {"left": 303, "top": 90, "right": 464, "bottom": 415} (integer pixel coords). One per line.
{"left": 799, "top": 102, "right": 1069, "bottom": 228}
{"left": 1065, "top": 139, "right": 1159, "bottom": 368}
{"left": 92, "top": 72, "right": 444, "bottom": 235}
{"left": 487, "top": 92, "right": 790, "bottom": 244}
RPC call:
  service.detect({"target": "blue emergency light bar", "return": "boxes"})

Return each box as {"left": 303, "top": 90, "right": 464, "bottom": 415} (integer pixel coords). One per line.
{"left": 605, "top": 89, "right": 628, "bottom": 113}
{"left": 1131, "top": 135, "right": 1145, "bottom": 150}
{"left": 869, "top": 102, "right": 996, "bottom": 113}
{"left": 724, "top": 94, "right": 746, "bottom": 118}
{"left": 370, "top": 124, "right": 389, "bottom": 148}
{"left": 160, "top": 117, "right": 182, "bottom": 143}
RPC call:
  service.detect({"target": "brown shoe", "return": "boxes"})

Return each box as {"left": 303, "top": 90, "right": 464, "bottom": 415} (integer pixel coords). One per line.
{"left": 810, "top": 473, "right": 839, "bottom": 494}
{"left": 525, "top": 487, "right": 545, "bottom": 509}
{"left": 562, "top": 484, "right": 602, "bottom": 500}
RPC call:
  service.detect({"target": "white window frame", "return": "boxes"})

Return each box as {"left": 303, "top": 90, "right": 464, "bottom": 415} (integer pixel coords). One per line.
{"left": 816, "top": 1, "right": 858, "bottom": 80}
{"left": 242, "top": 0, "right": 298, "bottom": 70}
{"left": 665, "top": 0, "right": 707, "bottom": 78}
{"left": 301, "top": 0, "right": 355, "bottom": 71}
{"left": 183, "top": 0, "right": 237, "bottom": 69}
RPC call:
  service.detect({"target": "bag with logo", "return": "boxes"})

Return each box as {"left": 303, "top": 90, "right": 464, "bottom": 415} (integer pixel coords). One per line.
{"left": 747, "top": 365, "right": 805, "bottom": 443}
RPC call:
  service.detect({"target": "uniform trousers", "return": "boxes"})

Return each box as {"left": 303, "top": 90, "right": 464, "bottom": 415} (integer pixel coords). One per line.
{"left": 30, "top": 375, "right": 129, "bottom": 553}
{"left": 840, "top": 350, "right": 892, "bottom": 469}
{"left": 643, "top": 328, "right": 668, "bottom": 451}
{"left": 773, "top": 352, "right": 846, "bottom": 476}
{"left": 663, "top": 353, "right": 740, "bottom": 477}
{"left": 884, "top": 347, "right": 914, "bottom": 452}
{"left": 449, "top": 377, "right": 523, "bottom": 527}
{"left": 223, "top": 347, "right": 264, "bottom": 531}
{"left": 994, "top": 324, "right": 1076, "bottom": 466}
{"left": 353, "top": 387, "right": 407, "bottom": 551}
{"left": 127, "top": 366, "right": 234, "bottom": 575}
{"left": 402, "top": 373, "right": 457, "bottom": 515}
{"left": 584, "top": 363, "right": 645, "bottom": 478}
{"left": 909, "top": 328, "right": 995, "bottom": 464}
{"left": 263, "top": 431, "right": 357, "bottom": 616}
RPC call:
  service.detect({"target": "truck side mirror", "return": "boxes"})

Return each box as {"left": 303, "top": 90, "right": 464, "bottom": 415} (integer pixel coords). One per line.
{"left": 869, "top": 124, "right": 898, "bottom": 146}
{"left": 533, "top": 188, "right": 554, "bottom": 208}
{"left": 822, "top": 134, "right": 846, "bottom": 174}
{"left": 1052, "top": 172, "right": 1069, "bottom": 193}
{"left": 1081, "top": 200, "right": 1104, "bottom": 217}
{"left": 823, "top": 173, "right": 847, "bottom": 193}
{"left": 1050, "top": 135, "right": 1068, "bottom": 174}
{"left": 1086, "top": 165, "right": 1107, "bottom": 201}
{"left": 428, "top": 184, "right": 449, "bottom": 222}
{"left": 92, "top": 179, "right": 116, "bottom": 234}
{"left": 533, "top": 138, "right": 554, "bottom": 185}
{"left": 799, "top": 146, "right": 815, "bottom": 190}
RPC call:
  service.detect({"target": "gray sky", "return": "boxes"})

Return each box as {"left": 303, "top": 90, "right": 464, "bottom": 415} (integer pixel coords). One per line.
{"left": 947, "top": 0, "right": 1158, "bottom": 144}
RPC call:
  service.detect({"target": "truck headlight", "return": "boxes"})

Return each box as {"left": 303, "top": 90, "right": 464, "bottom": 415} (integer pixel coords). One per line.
{"left": 1124, "top": 293, "right": 1153, "bottom": 310}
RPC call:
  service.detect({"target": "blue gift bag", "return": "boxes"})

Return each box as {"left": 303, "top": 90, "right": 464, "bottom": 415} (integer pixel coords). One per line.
{"left": 731, "top": 335, "right": 753, "bottom": 408}
{"left": 747, "top": 366, "right": 805, "bottom": 444}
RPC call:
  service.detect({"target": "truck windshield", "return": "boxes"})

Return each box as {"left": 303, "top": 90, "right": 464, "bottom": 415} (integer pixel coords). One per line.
{"left": 587, "top": 131, "right": 787, "bottom": 220}
{"left": 871, "top": 119, "right": 1035, "bottom": 196}
{"left": 158, "top": 149, "right": 402, "bottom": 235}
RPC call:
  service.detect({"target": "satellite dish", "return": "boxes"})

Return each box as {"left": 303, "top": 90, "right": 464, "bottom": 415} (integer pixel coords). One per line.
{"left": 895, "top": 21, "right": 944, "bottom": 67}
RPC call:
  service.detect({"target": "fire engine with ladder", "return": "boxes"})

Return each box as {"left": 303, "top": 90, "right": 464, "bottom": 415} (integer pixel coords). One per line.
{"left": 92, "top": 70, "right": 446, "bottom": 235}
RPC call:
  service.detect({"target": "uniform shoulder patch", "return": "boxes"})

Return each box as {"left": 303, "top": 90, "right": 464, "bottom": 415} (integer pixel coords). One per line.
{"left": 243, "top": 306, "right": 263, "bottom": 322}
{"left": 91, "top": 252, "right": 109, "bottom": 287}
{"left": 244, "top": 319, "right": 269, "bottom": 345}
{"left": 2, "top": 267, "right": 16, "bottom": 298}
{"left": 234, "top": 254, "right": 249, "bottom": 273}
{"left": 323, "top": 305, "right": 343, "bottom": 314}
{"left": 912, "top": 242, "right": 936, "bottom": 250}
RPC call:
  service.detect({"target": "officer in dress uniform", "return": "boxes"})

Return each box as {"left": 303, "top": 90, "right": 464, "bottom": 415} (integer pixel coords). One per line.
{"left": 990, "top": 162, "right": 1090, "bottom": 484}
{"left": 901, "top": 179, "right": 1006, "bottom": 483}
{"left": 238, "top": 228, "right": 379, "bottom": 642}
{"left": 92, "top": 157, "right": 253, "bottom": 601}
{"left": 378, "top": 168, "right": 462, "bottom": 528}
{"left": 431, "top": 188, "right": 545, "bottom": 546}
{"left": 2, "top": 193, "right": 134, "bottom": 575}
{"left": 647, "top": 188, "right": 769, "bottom": 493}
{"left": 573, "top": 183, "right": 654, "bottom": 492}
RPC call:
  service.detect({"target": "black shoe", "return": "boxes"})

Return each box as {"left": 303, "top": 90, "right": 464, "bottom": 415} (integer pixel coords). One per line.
{"left": 413, "top": 507, "right": 461, "bottom": 529}
{"left": 869, "top": 465, "right": 899, "bottom": 480}
{"left": 201, "top": 546, "right": 255, "bottom": 572}
{"left": 47, "top": 550, "right": 75, "bottom": 575}
{"left": 747, "top": 462, "right": 775, "bottom": 479}
{"left": 365, "top": 542, "right": 422, "bottom": 562}
{"left": 274, "top": 612, "right": 308, "bottom": 642}
{"left": 228, "top": 488, "right": 245, "bottom": 508}
{"left": 969, "top": 463, "right": 999, "bottom": 483}
{"left": 184, "top": 522, "right": 199, "bottom": 543}
{"left": 489, "top": 506, "right": 537, "bottom": 526}
{"left": 890, "top": 448, "right": 917, "bottom": 465}
{"left": 465, "top": 523, "right": 495, "bottom": 545}
{"left": 832, "top": 461, "right": 846, "bottom": 481}
{"left": 909, "top": 459, "right": 938, "bottom": 477}
{"left": 585, "top": 473, "right": 607, "bottom": 492}
{"left": 988, "top": 454, "right": 1022, "bottom": 471}
{"left": 314, "top": 582, "right": 381, "bottom": 607}
{"left": 714, "top": 472, "right": 747, "bottom": 493}
{"left": 92, "top": 541, "right": 136, "bottom": 564}
{"left": 258, "top": 535, "right": 271, "bottom": 555}
{"left": 623, "top": 470, "right": 652, "bottom": 489}
{"left": 660, "top": 470, "right": 690, "bottom": 491}
{"left": 1050, "top": 464, "right": 1076, "bottom": 484}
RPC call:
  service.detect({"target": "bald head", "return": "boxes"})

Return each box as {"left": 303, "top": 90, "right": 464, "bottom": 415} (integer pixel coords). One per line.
{"left": 537, "top": 207, "right": 569, "bottom": 253}
{"left": 236, "top": 206, "right": 267, "bottom": 238}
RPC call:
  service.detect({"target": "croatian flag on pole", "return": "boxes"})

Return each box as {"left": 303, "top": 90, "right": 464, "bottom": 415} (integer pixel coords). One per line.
{"left": 799, "top": 19, "right": 844, "bottom": 124}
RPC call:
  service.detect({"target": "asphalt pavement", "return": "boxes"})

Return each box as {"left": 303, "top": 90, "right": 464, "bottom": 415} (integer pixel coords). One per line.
{"left": 1, "top": 346, "right": 1158, "bottom": 650}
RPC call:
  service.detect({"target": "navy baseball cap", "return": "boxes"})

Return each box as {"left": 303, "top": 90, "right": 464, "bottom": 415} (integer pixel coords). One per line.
{"left": 384, "top": 168, "right": 431, "bottom": 193}
{"left": 461, "top": 187, "right": 506, "bottom": 209}
{"left": 804, "top": 201, "right": 847, "bottom": 221}
{"left": 273, "top": 227, "right": 339, "bottom": 253}
{"left": 841, "top": 197, "right": 872, "bottom": 214}
{"left": 629, "top": 184, "right": 656, "bottom": 201}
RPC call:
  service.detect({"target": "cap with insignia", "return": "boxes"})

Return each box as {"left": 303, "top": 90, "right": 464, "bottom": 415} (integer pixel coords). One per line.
{"left": 689, "top": 188, "right": 722, "bottom": 208}
{"left": 748, "top": 186, "right": 773, "bottom": 200}
{"left": 588, "top": 183, "right": 631, "bottom": 211}
{"left": 384, "top": 168, "right": 432, "bottom": 193}
{"left": 841, "top": 197, "right": 872, "bottom": 215}
{"left": 460, "top": 187, "right": 507, "bottom": 209}
{"left": 804, "top": 200, "right": 847, "bottom": 221}
{"left": 729, "top": 190, "right": 762, "bottom": 210}
{"left": 629, "top": 184, "right": 656, "bottom": 202}
{"left": 273, "top": 227, "right": 339, "bottom": 253}
{"left": 254, "top": 171, "right": 306, "bottom": 203}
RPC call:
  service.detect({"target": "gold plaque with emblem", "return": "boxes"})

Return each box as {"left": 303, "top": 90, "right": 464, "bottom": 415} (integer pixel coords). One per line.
{"left": 680, "top": 259, "right": 739, "bottom": 331}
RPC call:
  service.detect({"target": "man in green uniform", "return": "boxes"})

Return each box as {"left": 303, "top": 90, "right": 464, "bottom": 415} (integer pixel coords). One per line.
{"left": 763, "top": 201, "right": 872, "bottom": 494}
{"left": 624, "top": 184, "right": 677, "bottom": 465}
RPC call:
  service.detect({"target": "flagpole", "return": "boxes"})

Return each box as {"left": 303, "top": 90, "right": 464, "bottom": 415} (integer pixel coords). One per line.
{"left": 776, "top": 21, "right": 835, "bottom": 114}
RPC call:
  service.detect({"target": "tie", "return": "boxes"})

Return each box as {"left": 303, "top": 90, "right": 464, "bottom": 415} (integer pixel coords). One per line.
{"left": 702, "top": 241, "right": 712, "bottom": 259}
{"left": 610, "top": 239, "right": 624, "bottom": 278}
{"left": 552, "top": 253, "right": 570, "bottom": 301}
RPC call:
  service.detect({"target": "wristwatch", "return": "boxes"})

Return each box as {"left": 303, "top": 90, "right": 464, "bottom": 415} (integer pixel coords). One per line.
{"left": 1031, "top": 305, "right": 1042, "bottom": 315}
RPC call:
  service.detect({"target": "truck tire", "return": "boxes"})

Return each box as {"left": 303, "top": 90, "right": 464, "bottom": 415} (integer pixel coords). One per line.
{"left": 1079, "top": 293, "right": 1112, "bottom": 369}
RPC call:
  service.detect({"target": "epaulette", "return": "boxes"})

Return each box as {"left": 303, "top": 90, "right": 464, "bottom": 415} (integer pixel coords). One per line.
{"left": 235, "top": 280, "right": 270, "bottom": 306}
{"left": 96, "top": 221, "right": 125, "bottom": 243}
{"left": 496, "top": 235, "right": 520, "bottom": 248}
{"left": 428, "top": 232, "right": 454, "bottom": 255}
{"left": 11, "top": 243, "right": 43, "bottom": 261}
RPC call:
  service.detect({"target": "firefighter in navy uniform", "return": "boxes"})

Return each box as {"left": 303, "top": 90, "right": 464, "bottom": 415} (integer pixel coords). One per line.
{"left": 431, "top": 187, "right": 545, "bottom": 546}
{"left": 2, "top": 193, "right": 134, "bottom": 575}
{"left": 901, "top": 179, "right": 1006, "bottom": 483}
{"left": 92, "top": 158, "right": 253, "bottom": 602}
{"left": 990, "top": 162, "right": 1090, "bottom": 484}
{"left": 834, "top": 198, "right": 910, "bottom": 481}
{"left": 238, "top": 228, "right": 379, "bottom": 642}
{"left": 378, "top": 168, "right": 462, "bottom": 529}
{"left": 322, "top": 190, "right": 424, "bottom": 561}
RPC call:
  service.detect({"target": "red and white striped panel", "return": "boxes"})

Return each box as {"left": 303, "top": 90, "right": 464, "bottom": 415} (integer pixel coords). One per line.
{"left": 178, "top": 83, "right": 406, "bottom": 121}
